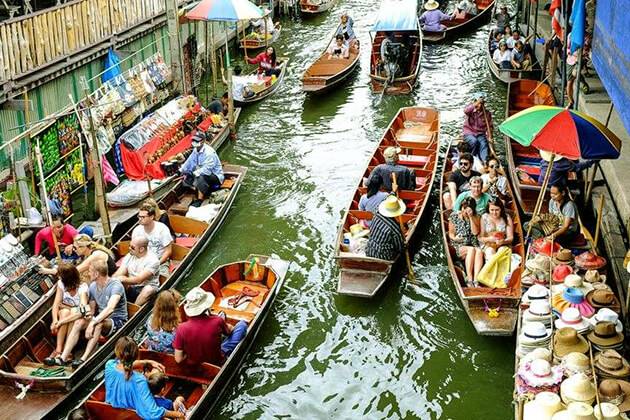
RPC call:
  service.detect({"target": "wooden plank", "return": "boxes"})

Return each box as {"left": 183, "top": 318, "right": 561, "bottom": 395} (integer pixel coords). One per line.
{"left": 25, "top": 17, "right": 36, "bottom": 68}
{"left": 64, "top": 7, "right": 75, "bottom": 51}
{"left": 53, "top": 10, "right": 61, "bottom": 56}
{"left": 0, "top": 24, "right": 10, "bottom": 79}
{"left": 57, "top": 10, "right": 65, "bottom": 56}
{"left": 46, "top": 10, "right": 56, "bottom": 62}
{"left": 81, "top": 1, "right": 90, "bottom": 45}
{"left": 16, "top": 22, "right": 28, "bottom": 72}
{"left": 31, "top": 16, "right": 41, "bottom": 67}
{"left": 6, "top": 24, "right": 16, "bottom": 77}
{"left": 74, "top": 4, "right": 84, "bottom": 48}
{"left": 41, "top": 12, "right": 50, "bottom": 62}
{"left": 0, "top": 27, "right": 5, "bottom": 81}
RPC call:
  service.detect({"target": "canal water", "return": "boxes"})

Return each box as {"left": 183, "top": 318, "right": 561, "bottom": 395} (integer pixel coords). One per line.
{"left": 188, "top": 1, "right": 515, "bottom": 419}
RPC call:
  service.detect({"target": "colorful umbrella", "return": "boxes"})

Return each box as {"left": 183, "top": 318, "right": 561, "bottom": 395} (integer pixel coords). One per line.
{"left": 498, "top": 105, "right": 622, "bottom": 160}
{"left": 186, "top": 0, "right": 263, "bottom": 22}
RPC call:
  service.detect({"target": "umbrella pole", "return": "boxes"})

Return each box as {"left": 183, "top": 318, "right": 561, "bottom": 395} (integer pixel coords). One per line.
{"left": 526, "top": 156, "right": 555, "bottom": 239}
{"left": 205, "top": 22, "right": 210, "bottom": 103}
{"left": 585, "top": 104, "right": 613, "bottom": 203}
{"left": 223, "top": 22, "right": 235, "bottom": 138}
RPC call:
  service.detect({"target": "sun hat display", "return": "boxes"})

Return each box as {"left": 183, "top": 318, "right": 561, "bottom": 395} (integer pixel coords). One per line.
{"left": 586, "top": 290, "right": 621, "bottom": 314}
{"left": 562, "top": 352, "right": 592, "bottom": 377}
{"left": 593, "top": 403, "right": 623, "bottom": 420}
{"left": 554, "top": 308, "right": 592, "bottom": 334}
{"left": 523, "top": 284, "right": 551, "bottom": 304}
{"left": 553, "top": 327, "right": 590, "bottom": 358}
{"left": 553, "top": 264, "right": 574, "bottom": 283}
{"left": 554, "top": 249, "right": 575, "bottom": 266}
{"left": 523, "top": 391, "right": 564, "bottom": 420}
{"left": 520, "top": 321, "right": 553, "bottom": 345}
{"left": 584, "top": 270, "right": 605, "bottom": 283}
{"left": 575, "top": 251, "right": 607, "bottom": 270}
{"left": 590, "top": 308, "right": 623, "bottom": 334}
{"left": 534, "top": 238, "right": 561, "bottom": 256}
{"left": 383, "top": 146, "right": 401, "bottom": 160}
{"left": 595, "top": 351, "right": 630, "bottom": 380}
{"left": 521, "top": 347, "right": 554, "bottom": 367}
{"left": 524, "top": 300, "right": 554, "bottom": 325}
{"left": 517, "top": 359, "right": 564, "bottom": 395}
{"left": 561, "top": 373, "right": 597, "bottom": 405}
{"left": 184, "top": 287, "right": 215, "bottom": 317}
{"left": 552, "top": 287, "right": 596, "bottom": 318}
{"left": 378, "top": 195, "right": 406, "bottom": 218}
{"left": 527, "top": 253, "right": 553, "bottom": 273}
{"left": 552, "top": 402, "right": 597, "bottom": 420}
{"left": 424, "top": 0, "right": 440, "bottom": 10}
{"left": 598, "top": 379, "right": 630, "bottom": 413}
{"left": 587, "top": 322, "right": 624, "bottom": 350}
{"left": 552, "top": 274, "right": 594, "bottom": 296}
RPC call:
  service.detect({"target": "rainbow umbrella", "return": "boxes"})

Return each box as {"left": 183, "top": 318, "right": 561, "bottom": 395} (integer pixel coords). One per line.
{"left": 498, "top": 105, "right": 622, "bottom": 160}
{"left": 186, "top": 0, "right": 263, "bottom": 22}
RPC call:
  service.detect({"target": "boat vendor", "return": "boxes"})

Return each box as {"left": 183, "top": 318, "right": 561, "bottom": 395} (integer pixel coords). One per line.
{"left": 366, "top": 147, "right": 415, "bottom": 192}
{"left": 113, "top": 236, "right": 160, "bottom": 306}
{"left": 328, "top": 35, "right": 350, "bottom": 59}
{"left": 365, "top": 195, "right": 405, "bottom": 261}
{"left": 250, "top": 8, "right": 277, "bottom": 39}
{"left": 34, "top": 214, "right": 78, "bottom": 258}
{"left": 180, "top": 133, "right": 225, "bottom": 206}
{"left": 419, "top": 0, "right": 451, "bottom": 32}
{"left": 525, "top": 183, "right": 580, "bottom": 246}
{"left": 207, "top": 92, "right": 228, "bottom": 116}
{"left": 336, "top": 12, "right": 356, "bottom": 45}
{"left": 132, "top": 203, "right": 173, "bottom": 276}
{"left": 463, "top": 92, "right": 493, "bottom": 163}
{"left": 245, "top": 46, "right": 282, "bottom": 77}
{"left": 537, "top": 151, "right": 595, "bottom": 188}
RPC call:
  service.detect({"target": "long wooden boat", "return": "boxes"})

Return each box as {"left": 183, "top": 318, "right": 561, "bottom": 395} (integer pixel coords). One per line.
{"left": 239, "top": 25, "right": 282, "bottom": 50}
{"left": 76, "top": 254, "right": 289, "bottom": 419}
{"left": 504, "top": 79, "right": 557, "bottom": 216}
{"left": 299, "top": 0, "right": 335, "bottom": 15}
{"left": 233, "top": 58, "right": 289, "bottom": 106}
{"left": 0, "top": 164, "right": 247, "bottom": 419}
{"left": 369, "top": 0, "right": 422, "bottom": 95}
{"left": 422, "top": 0, "right": 495, "bottom": 43}
{"left": 335, "top": 107, "right": 439, "bottom": 297}
{"left": 439, "top": 140, "right": 524, "bottom": 335}
{"left": 486, "top": 31, "right": 541, "bottom": 83}
{"left": 302, "top": 27, "right": 360, "bottom": 94}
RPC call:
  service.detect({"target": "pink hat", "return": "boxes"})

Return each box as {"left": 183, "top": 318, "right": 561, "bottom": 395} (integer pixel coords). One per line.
{"left": 553, "top": 264, "right": 573, "bottom": 283}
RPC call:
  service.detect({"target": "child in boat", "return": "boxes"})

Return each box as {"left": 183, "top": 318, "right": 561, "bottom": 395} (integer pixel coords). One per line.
{"left": 147, "top": 371, "right": 187, "bottom": 413}
{"left": 327, "top": 35, "right": 350, "bottom": 59}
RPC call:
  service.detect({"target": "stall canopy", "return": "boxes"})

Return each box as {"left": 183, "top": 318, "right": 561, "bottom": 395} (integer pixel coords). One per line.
{"left": 371, "top": 0, "right": 419, "bottom": 32}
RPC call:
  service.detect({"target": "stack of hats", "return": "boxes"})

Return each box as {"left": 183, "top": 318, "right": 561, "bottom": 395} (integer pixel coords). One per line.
{"left": 598, "top": 379, "right": 630, "bottom": 415}
{"left": 554, "top": 308, "right": 592, "bottom": 335}
{"left": 552, "top": 287, "right": 595, "bottom": 318}
{"left": 589, "top": 308, "right": 623, "bottom": 333}
{"left": 586, "top": 290, "right": 621, "bottom": 315}
{"left": 575, "top": 251, "right": 607, "bottom": 271}
{"left": 518, "top": 321, "right": 552, "bottom": 357}
{"left": 561, "top": 352, "right": 592, "bottom": 378}
{"left": 561, "top": 373, "right": 597, "bottom": 405}
{"left": 594, "top": 351, "right": 630, "bottom": 380}
{"left": 593, "top": 403, "right": 624, "bottom": 420}
{"left": 553, "top": 264, "right": 574, "bottom": 284}
{"left": 587, "top": 322, "right": 624, "bottom": 352}
{"left": 553, "top": 327, "right": 589, "bottom": 360}
{"left": 517, "top": 358, "right": 564, "bottom": 395}
{"left": 523, "top": 391, "right": 563, "bottom": 419}
{"left": 551, "top": 402, "right": 597, "bottom": 420}
{"left": 524, "top": 300, "right": 554, "bottom": 327}
{"left": 524, "top": 254, "right": 553, "bottom": 286}
{"left": 553, "top": 248, "right": 575, "bottom": 268}
{"left": 523, "top": 284, "right": 551, "bottom": 304}
{"left": 552, "top": 274, "right": 595, "bottom": 296}
{"left": 534, "top": 238, "right": 561, "bottom": 256}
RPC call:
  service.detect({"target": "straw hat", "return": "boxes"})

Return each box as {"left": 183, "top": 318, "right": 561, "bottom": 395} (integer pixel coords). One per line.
{"left": 593, "top": 403, "right": 623, "bottom": 420}
{"left": 524, "top": 300, "right": 553, "bottom": 324}
{"left": 553, "top": 264, "right": 574, "bottom": 283}
{"left": 587, "top": 322, "right": 624, "bottom": 349}
{"left": 378, "top": 195, "right": 406, "bottom": 218}
{"left": 522, "top": 284, "right": 550, "bottom": 304}
{"left": 554, "top": 327, "right": 590, "bottom": 358}
{"left": 424, "top": 0, "right": 440, "bottom": 10}
{"left": 584, "top": 270, "right": 605, "bottom": 284}
{"left": 524, "top": 391, "right": 564, "bottom": 420}
{"left": 183, "top": 287, "right": 215, "bottom": 317}
{"left": 552, "top": 402, "right": 597, "bottom": 420}
{"left": 541, "top": 150, "right": 563, "bottom": 162}
{"left": 561, "top": 373, "right": 597, "bottom": 405}
{"left": 555, "top": 308, "right": 592, "bottom": 333}
{"left": 520, "top": 347, "right": 553, "bottom": 368}
{"left": 527, "top": 254, "right": 552, "bottom": 274}
{"left": 383, "top": 146, "right": 401, "bottom": 160}
{"left": 599, "top": 379, "right": 630, "bottom": 412}
{"left": 586, "top": 290, "right": 621, "bottom": 314}
{"left": 554, "top": 249, "right": 575, "bottom": 266}
{"left": 534, "top": 238, "right": 561, "bottom": 256}
{"left": 349, "top": 223, "right": 370, "bottom": 239}
{"left": 575, "top": 251, "right": 607, "bottom": 270}
{"left": 552, "top": 287, "right": 596, "bottom": 318}
{"left": 553, "top": 274, "right": 594, "bottom": 296}
{"left": 595, "top": 351, "right": 630, "bottom": 380}
{"left": 562, "top": 352, "right": 592, "bottom": 377}
{"left": 519, "top": 359, "right": 564, "bottom": 388}
{"left": 590, "top": 309, "right": 623, "bottom": 334}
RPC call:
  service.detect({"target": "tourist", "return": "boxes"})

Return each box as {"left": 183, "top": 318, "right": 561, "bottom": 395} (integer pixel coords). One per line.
{"left": 453, "top": 176, "right": 491, "bottom": 214}
{"left": 327, "top": 35, "right": 350, "bottom": 59}
{"left": 452, "top": 142, "right": 484, "bottom": 173}
{"left": 34, "top": 214, "right": 78, "bottom": 258}
{"left": 463, "top": 92, "right": 493, "bottom": 163}
{"left": 147, "top": 371, "right": 187, "bottom": 412}
{"left": 207, "top": 92, "right": 228, "bottom": 116}
{"left": 365, "top": 195, "right": 405, "bottom": 261}
{"left": 527, "top": 183, "right": 579, "bottom": 246}
{"left": 419, "top": 0, "right": 452, "bottom": 32}
{"left": 493, "top": 40, "right": 512, "bottom": 69}
{"left": 506, "top": 29, "right": 524, "bottom": 49}
{"left": 113, "top": 236, "right": 160, "bottom": 306}
{"left": 479, "top": 197, "right": 513, "bottom": 260}
{"left": 494, "top": 5, "right": 512, "bottom": 35}
{"left": 39, "top": 233, "right": 116, "bottom": 277}
{"left": 132, "top": 203, "right": 173, "bottom": 276}
{"left": 359, "top": 173, "right": 389, "bottom": 226}
{"left": 180, "top": 133, "right": 225, "bottom": 206}
{"left": 145, "top": 290, "right": 181, "bottom": 354}
{"left": 44, "top": 264, "right": 90, "bottom": 366}
{"left": 250, "top": 8, "right": 276, "bottom": 39}
{"left": 481, "top": 156, "right": 508, "bottom": 200}
{"left": 143, "top": 198, "right": 173, "bottom": 235}
{"left": 174, "top": 287, "right": 248, "bottom": 366}
{"left": 366, "top": 146, "right": 415, "bottom": 192}
{"left": 245, "top": 46, "right": 281, "bottom": 77}
{"left": 105, "top": 336, "right": 184, "bottom": 419}
{"left": 538, "top": 151, "right": 594, "bottom": 188}
{"left": 490, "top": 31, "right": 503, "bottom": 54}
{"left": 448, "top": 196, "right": 481, "bottom": 285}
{"left": 336, "top": 12, "right": 356, "bottom": 46}
{"left": 443, "top": 152, "right": 481, "bottom": 209}
{"left": 511, "top": 41, "right": 532, "bottom": 70}
{"left": 503, "top": 25, "right": 512, "bottom": 40}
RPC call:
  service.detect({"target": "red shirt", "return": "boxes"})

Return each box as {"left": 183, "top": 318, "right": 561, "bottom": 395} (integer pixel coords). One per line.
{"left": 173, "top": 315, "right": 228, "bottom": 365}
{"left": 247, "top": 52, "right": 275, "bottom": 73}
{"left": 34, "top": 224, "right": 78, "bottom": 256}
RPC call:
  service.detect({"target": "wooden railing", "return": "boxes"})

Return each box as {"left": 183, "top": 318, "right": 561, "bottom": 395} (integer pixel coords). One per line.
{"left": 0, "top": 0, "right": 168, "bottom": 82}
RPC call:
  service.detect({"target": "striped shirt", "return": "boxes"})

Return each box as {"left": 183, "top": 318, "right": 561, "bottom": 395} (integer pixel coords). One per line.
{"left": 365, "top": 213, "right": 404, "bottom": 261}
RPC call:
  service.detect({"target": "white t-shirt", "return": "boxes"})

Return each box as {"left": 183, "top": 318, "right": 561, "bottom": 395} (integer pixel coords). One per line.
{"left": 506, "top": 36, "right": 524, "bottom": 49}
{"left": 58, "top": 281, "right": 89, "bottom": 307}
{"left": 493, "top": 48, "right": 512, "bottom": 64}
{"left": 131, "top": 222, "right": 173, "bottom": 261}
{"left": 120, "top": 252, "right": 160, "bottom": 288}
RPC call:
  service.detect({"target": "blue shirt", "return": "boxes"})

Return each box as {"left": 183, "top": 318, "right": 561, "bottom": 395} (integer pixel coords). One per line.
{"left": 181, "top": 144, "right": 225, "bottom": 183}
{"left": 105, "top": 359, "right": 166, "bottom": 420}
{"left": 154, "top": 396, "right": 174, "bottom": 410}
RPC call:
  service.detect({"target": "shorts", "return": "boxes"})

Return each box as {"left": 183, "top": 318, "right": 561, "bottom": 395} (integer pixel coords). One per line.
{"left": 103, "top": 316, "right": 126, "bottom": 337}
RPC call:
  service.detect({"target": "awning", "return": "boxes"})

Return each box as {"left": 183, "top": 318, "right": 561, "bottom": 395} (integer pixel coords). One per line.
{"left": 371, "top": 0, "right": 419, "bottom": 32}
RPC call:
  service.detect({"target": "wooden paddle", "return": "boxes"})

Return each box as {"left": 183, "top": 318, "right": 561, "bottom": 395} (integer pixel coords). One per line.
{"left": 481, "top": 102, "right": 494, "bottom": 146}
{"left": 392, "top": 173, "right": 416, "bottom": 282}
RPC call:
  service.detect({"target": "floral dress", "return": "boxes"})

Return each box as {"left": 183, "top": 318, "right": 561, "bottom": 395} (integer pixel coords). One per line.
{"left": 481, "top": 213, "right": 508, "bottom": 251}
{"left": 449, "top": 212, "right": 478, "bottom": 255}
{"left": 145, "top": 318, "right": 176, "bottom": 353}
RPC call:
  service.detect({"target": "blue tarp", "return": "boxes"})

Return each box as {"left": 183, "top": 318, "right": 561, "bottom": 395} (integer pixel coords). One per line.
{"left": 371, "top": 0, "right": 419, "bottom": 32}
{"left": 102, "top": 49, "right": 121, "bottom": 84}
{"left": 591, "top": 0, "right": 630, "bottom": 134}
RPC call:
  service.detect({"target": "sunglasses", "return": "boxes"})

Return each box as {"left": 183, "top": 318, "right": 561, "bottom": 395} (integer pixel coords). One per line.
{"left": 489, "top": 164, "right": 499, "bottom": 169}
{"left": 460, "top": 161, "right": 471, "bottom": 166}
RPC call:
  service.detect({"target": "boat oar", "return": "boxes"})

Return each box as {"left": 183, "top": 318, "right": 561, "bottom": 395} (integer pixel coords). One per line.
{"left": 482, "top": 104, "right": 494, "bottom": 147}
{"left": 392, "top": 173, "right": 417, "bottom": 283}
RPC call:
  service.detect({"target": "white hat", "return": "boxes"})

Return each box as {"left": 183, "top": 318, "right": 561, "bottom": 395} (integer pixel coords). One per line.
{"left": 524, "top": 300, "right": 553, "bottom": 323}
{"left": 541, "top": 150, "right": 563, "bottom": 162}
{"left": 424, "top": 0, "right": 440, "bottom": 10}
{"left": 553, "top": 274, "right": 594, "bottom": 296}
{"left": 593, "top": 403, "right": 622, "bottom": 420}
{"left": 552, "top": 402, "right": 597, "bottom": 420}
{"left": 183, "top": 287, "right": 215, "bottom": 317}
{"left": 524, "top": 392, "right": 563, "bottom": 420}
{"left": 526, "top": 254, "right": 552, "bottom": 273}
{"left": 561, "top": 373, "right": 597, "bottom": 405}
{"left": 555, "top": 307, "right": 592, "bottom": 333}
{"left": 520, "top": 347, "right": 553, "bottom": 367}
{"left": 590, "top": 308, "right": 623, "bottom": 333}
{"left": 519, "top": 359, "right": 564, "bottom": 388}
{"left": 522, "top": 284, "right": 551, "bottom": 304}
{"left": 519, "top": 321, "right": 553, "bottom": 345}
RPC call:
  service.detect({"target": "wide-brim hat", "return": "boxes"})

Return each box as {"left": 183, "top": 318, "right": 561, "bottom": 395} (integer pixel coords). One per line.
{"left": 555, "top": 308, "right": 591, "bottom": 333}
{"left": 588, "top": 322, "right": 624, "bottom": 348}
{"left": 191, "top": 132, "right": 205, "bottom": 146}
{"left": 598, "top": 379, "right": 630, "bottom": 413}
{"left": 593, "top": 403, "right": 623, "bottom": 420}
{"left": 520, "top": 321, "right": 553, "bottom": 345}
{"left": 596, "top": 351, "right": 630, "bottom": 379}
{"left": 554, "top": 248, "right": 575, "bottom": 266}
{"left": 378, "top": 195, "right": 406, "bottom": 218}
{"left": 524, "top": 300, "right": 553, "bottom": 323}
{"left": 552, "top": 287, "right": 595, "bottom": 318}
{"left": 520, "top": 347, "right": 553, "bottom": 367}
{"left": 590, "top": 309, "right": 623, "bottom": 334}
{"left": 523, "top": 284, "right": 551, "bottom": 304}
{"left": 584, "top": 270, "right": 605, "bottom": 283}
{"left": 524, "top": 391, "right": 563, "bottom": 419}
{"left": 184, "top": 287, "right": 215, "bottom": 317}
{"left": 552, "top": 402, "right": 597, "bottom": 420}
{"left": 553, "top": 264, "right": 573, "bottom": 283}
{"left": 575, "top": 251, "right": 607, "bottom": 270}
{"left": 561, "top": 373, "right": 597, "bottom": 405}
{"left": 540, "top": 150, "right": 563, "bottom": 162}
{"left": 554, "top": 327, "right": 590, "bottom": 357}
{"left": 349, "top": 223, "right": 370, "bottom": 239}
{"left": 424, "top": 0, "right": 440, "bottom": 10}
{"left": 553, "top": 274, "right": 594, "bottom": 296}
{"left": 534, "top": 238, "right": 561, "bottom": 257}
{"left": 519, "top": 359, "right": 564, "bottom": 388}
{"left": 562, "top": 352, "right": 592, "bottom": 377}
{"left": 586, "top": 290, "right": 621, "bottom": 313}
{"left": 527, "top": 254, "right": 552, "bottom": 273}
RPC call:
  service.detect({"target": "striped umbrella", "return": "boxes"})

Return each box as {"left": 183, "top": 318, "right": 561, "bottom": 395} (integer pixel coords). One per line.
{"left": 186, "top": 0, "right": 263, "bottom": 22}
{"left": 499, "top": 105, "right": 622, "bottom": 160}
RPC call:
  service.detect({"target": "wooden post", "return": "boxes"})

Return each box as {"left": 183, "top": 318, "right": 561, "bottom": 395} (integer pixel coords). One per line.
{"left": 573, "top": 48, "right": 583, "bottom": 109}
{"left": 593, "top": 194, "right": 604, "bottom": 251}
{"left": 226, "top": 66, "right": 236, "bottom": 138}
{"left": 559, "top": 0, "right": 569, "bottom": 107}
{"left": 205, "top": 21, "right": 210, "bottom": 103}
{"left": 34, "top": 141, "right": 61, "bottom": 262}
{"left": 166, "top": 0, "right": 186, "bottom": 94}
{"left": 210, "top": 23, "right": 218, "bottom": 96}
{"left": 585, "top": 104, "right": 613, "bottom": 202}
{"left": 67, "top": 94, "right": 89, "bottom": 216}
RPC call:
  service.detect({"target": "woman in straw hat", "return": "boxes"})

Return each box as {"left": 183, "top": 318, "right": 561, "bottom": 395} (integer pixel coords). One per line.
{"left": 448, "top": 196, "right": 481, "bottom": 286}
{"left": 419, "top": 0, "right": 452, "bottom": 32}
{"left": 365, "top": 195, "right": 405, "bottom": 261}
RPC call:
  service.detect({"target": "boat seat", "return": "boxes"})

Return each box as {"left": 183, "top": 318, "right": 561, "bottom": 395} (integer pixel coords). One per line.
{"left": 306, "top": 62, "right": 351, "bottom": 76}
{"left": 85, "top": 400, "right": 139, "bottom": 420}
{"left": 175, "top": 237, "right": 198, "bottom": 248}
{"left": 398, "top": 154, "right": 430, "bottom": 166}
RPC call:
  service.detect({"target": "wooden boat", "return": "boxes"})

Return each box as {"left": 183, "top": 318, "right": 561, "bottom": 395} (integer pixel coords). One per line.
{"left": 0, "top": 164, "right": 247, "bottom": 419}
{"left": 299, "top": 0, "right": 335, "bottom": 15}
{"left": 77, "top": 255, "right": 289, "bottom": 419}
{"left": 504, "top": 79, "right": 557, "bottom": 216}
{"left": 439, "top": 140, "right": 524, "bottom": 335}
{"left": 486, "top": 30, "right": 541, "bottom": 83}
{"left": 239, "top": 24, "right": 282, "bottom": 50}
{"left": 233, "top": 58, "right": 289, "bottom": 106}
{"left": 335, "top": 107, "right": 439, "bottom": 297}
{"left": 422, "top": 0, "right": 495, "bottom": 43}
{"left": 302, "top": 26, "right": 360, "bottom": 93}
{"left": 369, "top": 0, "right": 422, "bottom": 95}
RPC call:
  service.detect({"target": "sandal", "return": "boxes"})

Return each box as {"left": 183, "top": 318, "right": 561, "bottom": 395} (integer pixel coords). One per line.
{"left": 43, "top": 352, "right": 62, "bottom": 366}
{"left": 71, "top": 359, "right": 85, "bottom": 369}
